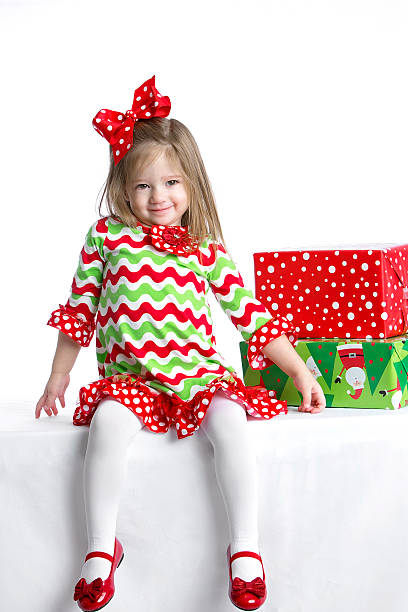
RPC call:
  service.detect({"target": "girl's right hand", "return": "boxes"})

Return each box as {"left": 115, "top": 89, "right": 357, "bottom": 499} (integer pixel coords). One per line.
{"left": 35, "top": 372, "right": 70, "bottom": 418}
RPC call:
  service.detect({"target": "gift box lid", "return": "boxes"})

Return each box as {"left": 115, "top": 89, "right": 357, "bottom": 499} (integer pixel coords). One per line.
{"left": 254, "top": 244, "right": 408, "bottom": 339}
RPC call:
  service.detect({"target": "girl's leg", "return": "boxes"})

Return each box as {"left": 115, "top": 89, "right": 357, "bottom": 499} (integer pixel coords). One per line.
{"left": 200, "top": 390, "right": 263, "bottom": 581}
{"left": 79, "top": 396, "right": 144, "bottom": 582}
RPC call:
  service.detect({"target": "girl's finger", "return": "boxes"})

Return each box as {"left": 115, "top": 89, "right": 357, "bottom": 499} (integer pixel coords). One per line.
{"left": 313, "top": 386, "right": 326, "bottom": 411}
{"left": 310, "top": 405, "right": 323, "bottom": 413}
{"left": 310, "top": 397, "right": 325, "bottom": 413}
{"left": 58, "top": 394, "right": 65, "bottom": 408}
{"left": 35, "top": 397, "right": 44, "bottom": 419}
{"left": 300, "top": 387, "right": 311, "bottom": 411}
{"left": 44, "top": 398, "right": 55, "bottom": 416}
{"left": 298, "top": 400, "right": 306, "bottom": 412}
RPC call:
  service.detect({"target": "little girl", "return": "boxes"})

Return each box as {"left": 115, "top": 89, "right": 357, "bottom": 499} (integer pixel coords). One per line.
{"left": 35, "top": 76, "right": 325, "bottom": 612}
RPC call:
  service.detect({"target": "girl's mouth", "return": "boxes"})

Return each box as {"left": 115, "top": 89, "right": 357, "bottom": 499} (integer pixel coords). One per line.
{"left": 150, "top": 205, "right": 172, "bottom": 213}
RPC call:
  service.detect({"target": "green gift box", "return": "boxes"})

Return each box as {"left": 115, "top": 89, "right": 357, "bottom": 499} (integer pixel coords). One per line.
{"left": 240, "top": 336, "right": 408, "bottom": 409}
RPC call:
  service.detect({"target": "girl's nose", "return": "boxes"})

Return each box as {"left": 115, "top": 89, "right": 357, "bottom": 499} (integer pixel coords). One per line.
{"left": 149, "top": 186, "right": 167, "bottom": 203}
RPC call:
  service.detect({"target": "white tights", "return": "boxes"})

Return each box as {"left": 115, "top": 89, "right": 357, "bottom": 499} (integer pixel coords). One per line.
{"left": 80, "top": 390, "right": 262, "bottom": 582}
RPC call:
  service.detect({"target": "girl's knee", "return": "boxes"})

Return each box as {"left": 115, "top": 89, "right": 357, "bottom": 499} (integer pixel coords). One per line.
{"left": 91, "top": 396, "right": 143, "bottom": 438}
{"left": 202, "top": 392, "right": 248, "bottom": 443}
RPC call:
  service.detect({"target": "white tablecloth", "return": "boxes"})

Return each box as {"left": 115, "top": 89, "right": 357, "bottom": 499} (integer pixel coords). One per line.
{"left": 1, "top": 401, "right": 408, "bottom": 612}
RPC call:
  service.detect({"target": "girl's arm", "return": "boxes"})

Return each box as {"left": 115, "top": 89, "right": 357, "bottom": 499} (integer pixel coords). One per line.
{"left": 206, "top": 240, "right": 325, "bottom": 413}
{"left": 47, "top": 218, "right": 108, "bottom": 347}
{"left": 36, "top": 219, "right": 108, "bottom": 419}
{"left": 206, "top": 240, "right": 298, "bottom": 369}
{"left": 35, "top": 331, "right": 81, "bottom": 418}
{"left": 52, "top": 329, "right": 82, "bottom": 374}
{"left": 262, "top": 334, "right": 326, "bottom": 413}
{"left": 261, "top": 334, "right": 306, "bottom": 378}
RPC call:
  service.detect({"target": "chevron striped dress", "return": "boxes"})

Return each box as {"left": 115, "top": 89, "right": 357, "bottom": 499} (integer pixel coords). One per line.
{"left": 47, "top": 216, "right": 297, "bottom": 439}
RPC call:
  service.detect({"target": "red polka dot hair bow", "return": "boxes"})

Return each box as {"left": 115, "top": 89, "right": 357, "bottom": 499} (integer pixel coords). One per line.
{"left": 92, "top": 75, "right": 171, "bottom": 165}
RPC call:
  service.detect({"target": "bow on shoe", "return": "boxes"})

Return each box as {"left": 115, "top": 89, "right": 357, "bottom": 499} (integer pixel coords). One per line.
{"left": 232, "top": 577, "right": 266, "bottom": 598}
{"left": 74, "top": 577, "right": 104, "bottom": 602}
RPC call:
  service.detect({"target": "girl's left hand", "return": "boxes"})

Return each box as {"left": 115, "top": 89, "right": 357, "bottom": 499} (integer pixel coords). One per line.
{"left": 292, "top": 369, "right": 326, "bottom": 414}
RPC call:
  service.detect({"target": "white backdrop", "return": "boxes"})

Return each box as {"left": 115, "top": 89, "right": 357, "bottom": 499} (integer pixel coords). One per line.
{"left": 1, "top": 3, "right": 408, "bottom": 611}
{"left": 1, "top": 0, "right": 407, "bottom": 404}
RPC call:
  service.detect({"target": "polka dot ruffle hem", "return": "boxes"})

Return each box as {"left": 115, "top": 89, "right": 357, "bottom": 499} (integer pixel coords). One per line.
{"left": 47, "top": 305, "right": 95, "bottom": 347}
{"left": 73, "top": 372, "right": 288, "bottom": 440}
{"left": 248, "top": 314, "right": 298, "bottom": 370}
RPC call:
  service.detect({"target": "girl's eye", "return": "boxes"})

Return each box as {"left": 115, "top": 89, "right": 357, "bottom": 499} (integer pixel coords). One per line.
{"left": 135, "top": 180, "right": 179, "bottom": 189}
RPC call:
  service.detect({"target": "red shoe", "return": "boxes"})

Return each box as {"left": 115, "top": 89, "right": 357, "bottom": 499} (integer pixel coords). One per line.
{"left": 227, "top": 544, "right": 267, "bottom": 610}
{"left": 73, "top": 537, "right": 124, "bottom": 611}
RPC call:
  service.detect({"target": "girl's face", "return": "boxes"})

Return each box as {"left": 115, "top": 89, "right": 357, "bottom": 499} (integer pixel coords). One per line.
{"left": 125, "top": 150, "right": 190, "bottom": 227}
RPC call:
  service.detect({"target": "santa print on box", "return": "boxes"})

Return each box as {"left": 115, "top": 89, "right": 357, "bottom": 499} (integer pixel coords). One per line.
{"left": 334, "top": 343, "right": 366, "bottom": 399}
{"left": 240, "top": 337, "right": 408, "bottom": 409}
{"left": 254, "top": 245, "right": 408, "bottom": 339}
{"left": 304, "top": 340, "right": 408, "bottom": 408}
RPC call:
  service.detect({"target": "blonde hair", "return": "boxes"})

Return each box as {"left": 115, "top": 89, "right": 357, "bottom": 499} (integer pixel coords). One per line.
{"left": 97, "top": 117, "right": 227, "bottom": 255}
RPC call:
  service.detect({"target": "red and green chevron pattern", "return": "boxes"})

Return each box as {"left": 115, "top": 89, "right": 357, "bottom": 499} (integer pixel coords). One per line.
{"left": 48, "top": 216, "right": 294, "bottom": 404}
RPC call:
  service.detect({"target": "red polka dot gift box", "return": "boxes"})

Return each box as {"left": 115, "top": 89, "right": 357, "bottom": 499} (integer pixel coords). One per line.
{"left": 240, "top": 335, "right": 408, "bottom": 409}
{"left": 253, "top": 244, "right": 408, "bottom": 340}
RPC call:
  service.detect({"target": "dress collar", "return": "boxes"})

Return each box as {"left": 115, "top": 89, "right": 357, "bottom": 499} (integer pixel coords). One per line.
{"left": 135, "top": 220, "right": 200, "bottom": 256}
{"left": 135, "top": 220, "right": 183, "bottom": 234}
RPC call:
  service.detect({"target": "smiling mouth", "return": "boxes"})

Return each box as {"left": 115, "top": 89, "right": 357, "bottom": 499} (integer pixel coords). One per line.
{"left": 150, "top": 204, "right": 172, "bottom": 211}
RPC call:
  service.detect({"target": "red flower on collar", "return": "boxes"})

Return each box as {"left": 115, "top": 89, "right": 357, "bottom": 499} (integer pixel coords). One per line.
{"left": 138, "top": 223, "right": 201, "bottom": 255}
{"left": 161, "top": 226, "right": 189, "bottom": 245}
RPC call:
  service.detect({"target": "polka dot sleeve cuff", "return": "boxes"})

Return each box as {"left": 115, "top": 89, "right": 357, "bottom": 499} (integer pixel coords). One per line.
{"left": 247, "top": 314, "right": 298, "bottom": 370}
{"left": 47, "top": 304, "right": 95, "bottom": 347}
